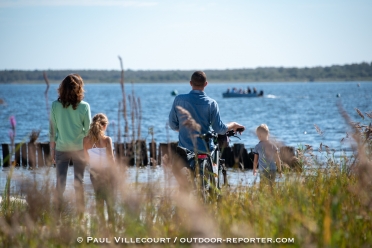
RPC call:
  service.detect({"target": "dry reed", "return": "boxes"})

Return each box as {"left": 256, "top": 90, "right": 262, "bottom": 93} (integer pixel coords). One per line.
{"left": 118, "top": 56, "right": 129, "bottom": 136}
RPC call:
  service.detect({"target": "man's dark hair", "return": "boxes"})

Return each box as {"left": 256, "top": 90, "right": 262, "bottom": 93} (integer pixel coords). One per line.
{"left": 191, "top": 71, "right": 207, "bottom": 87}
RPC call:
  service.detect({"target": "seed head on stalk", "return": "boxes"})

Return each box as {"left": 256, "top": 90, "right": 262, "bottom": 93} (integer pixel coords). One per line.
{"left": 176, "top": 106, "right": 201, "bottom": 133}
{"left": 6, "top": 116, "right": 17, "bottom": 210}
{"left": 43, "top": 72, "right": 50, "bottom": 119}
{"left": 118, "top": 56, "right": 128, "bottom": 136}
{"left": 355, "top": 108, "right": 364, "bottom": 120}
{"left": 29, "top": 130, "right": 40, "bottom": 144}
{"left": 314, "top": 124, "right": 323, "bottom": 136}
{"left": 176, "top": 106, "right": 201, "bottom": 150}
{"left": 10, "top": 115, "right": 16, "bottom": 131}
{"left": 9, "top": 115, "right": 16, "bottom": 150}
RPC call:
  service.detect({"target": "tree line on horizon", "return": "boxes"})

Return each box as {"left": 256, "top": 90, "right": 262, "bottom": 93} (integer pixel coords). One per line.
{"left": 1, "top": 62, "right": 371, "bottom": 83}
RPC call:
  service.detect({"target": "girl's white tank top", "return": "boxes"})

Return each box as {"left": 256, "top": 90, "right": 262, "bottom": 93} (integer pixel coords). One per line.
{"left": 87, "top": 142, "right": 108, "bottom": 169}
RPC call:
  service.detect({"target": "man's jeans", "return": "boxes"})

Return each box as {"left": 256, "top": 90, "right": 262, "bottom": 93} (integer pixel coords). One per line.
{"left": 55, "top": 150, "right": 86, "bottom": 214}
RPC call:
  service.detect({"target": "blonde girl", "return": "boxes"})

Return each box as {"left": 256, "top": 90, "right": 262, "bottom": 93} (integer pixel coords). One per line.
{"left": 83, "top": 113, "right": 115, "bottom": 224}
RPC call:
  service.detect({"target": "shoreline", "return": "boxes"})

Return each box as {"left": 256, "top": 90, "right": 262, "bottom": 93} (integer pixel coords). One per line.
{"left": 1, "top": 80, "right": 372, "bottom": 84}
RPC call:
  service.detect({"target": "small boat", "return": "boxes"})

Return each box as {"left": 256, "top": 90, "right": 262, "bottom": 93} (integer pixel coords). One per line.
{"left": 222, "top": 90, "right": 264, "bottom": 98}
{"left": 171, "top": 90, "right": 178, "bottom": 96}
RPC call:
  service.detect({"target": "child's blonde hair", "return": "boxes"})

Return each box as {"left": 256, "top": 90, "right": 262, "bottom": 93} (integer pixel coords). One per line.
{"left": 256, "top": 124, "right": 269, "bottom": 135}
{"left": 88, "top": 113, "right": 108, "bottom": 143}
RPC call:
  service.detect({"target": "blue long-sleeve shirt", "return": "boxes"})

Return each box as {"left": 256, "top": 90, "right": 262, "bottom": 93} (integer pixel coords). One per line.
{"left": 168, "top": 90, "right": 228, "bottom": 153}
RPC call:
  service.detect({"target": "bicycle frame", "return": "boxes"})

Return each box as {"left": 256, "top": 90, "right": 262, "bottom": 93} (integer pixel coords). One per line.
{"left": 176, "top": 129, "right": 242, "bottom": 203}
{"left": 194, "top": 133, "right": 228, "bottom": 203}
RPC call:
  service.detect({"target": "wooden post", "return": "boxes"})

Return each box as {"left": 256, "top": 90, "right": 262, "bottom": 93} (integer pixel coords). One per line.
{"left": 233, "top": 143, "right": 245, "bottom": 169}
{"left": 114, "top": 142, "right": 120, "bottom": 164}
{"left": 28, "top": 142, "right": 37, "bottom": 169}
{"left": 157, "top": 143, "right": 163, "bottom": 166}
{"left": 242, "top": 148, "right": 252, "bottom": 169}
{"left": 114, "top": 143, "right": 128, "bottom": 166}
{"left": 158, "top": 143, "right": 167, "bottom": 166}
{"left": 37, "top": 143, "right": 44, "bottom": 167}
{"left": 149, "top": 141, "right": 157, "bottom": 166}
{"left": 1, "top": 144, "right": 10, "bottom": 167}
{"left": 125, "top": 142, "right": 134, "bottom": 166}
{"left": 21, "top": 143, "right": 27, "bottom": 168}
{"left": 279, "top": 146, "right": 301, "bottom": 171}
{"left": 41, "top": 143, "right": 52, "bottom": 166}
{"left": 158, "top": 142, "right": 177, "bottom": 166}
{"left": 279, "top": 146, "right": 296, "bottom": 164}
{"left": 15, "top": 143, "right": 21, "bottom": 167}
{"left": 221, "top": 146, "right": 233, "bottom": 168}
{"left": 244, "top": 148, "right": 254, "bottom": 170}
{"left": 136, "top": 140, "right": 148, "bottom": 166}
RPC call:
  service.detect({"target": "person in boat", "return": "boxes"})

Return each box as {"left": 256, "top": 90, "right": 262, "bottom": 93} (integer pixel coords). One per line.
{"left": 226, "top": 88, "right": 230, "bottom": 93}
{"left": 49, "top": 74, "right": 91, "bottom": 218}
{"left": 83, "top": 113, "right": 116, "bottom": 225}
{"left": 168, "top": 71, "right": 245, "bottom": 190}
{"left": 253, "top": 87, "right": 257, "bottom": 94}
{"left": 247, "top": 87, "right": 252, "bottom": 94}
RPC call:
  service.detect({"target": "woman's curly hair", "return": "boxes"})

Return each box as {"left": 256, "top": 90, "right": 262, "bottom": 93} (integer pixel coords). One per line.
{"left": 88, "top": 113, "right": 109, "bottom": 143}
{"left": 58, "top": 74, "right": 85, "bottom": 110}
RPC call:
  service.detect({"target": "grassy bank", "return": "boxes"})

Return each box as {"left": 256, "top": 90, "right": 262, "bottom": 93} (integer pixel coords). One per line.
{"left": 1, "top": 165, "right": 371, "bottom": 247}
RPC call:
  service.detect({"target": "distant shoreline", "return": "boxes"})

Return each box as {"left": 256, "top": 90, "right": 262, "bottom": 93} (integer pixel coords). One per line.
{"left": 2, "top": 79, "right": 372, "bottom": 84}
{"left": 1, "top": 80, "right": 372, "bottom": 84}
{"left": 1, "top": 62, "right": 371, "bottom": 83}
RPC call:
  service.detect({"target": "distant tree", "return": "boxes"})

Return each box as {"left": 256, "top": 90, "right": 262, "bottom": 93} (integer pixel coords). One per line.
{"left": 1, "top": 62, "right": 371, "bottom": 83}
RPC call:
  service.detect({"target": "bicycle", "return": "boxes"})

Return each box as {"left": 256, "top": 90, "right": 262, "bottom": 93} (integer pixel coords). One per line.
{"left": 175, "top": 128, "right": 244, "bottom": 203}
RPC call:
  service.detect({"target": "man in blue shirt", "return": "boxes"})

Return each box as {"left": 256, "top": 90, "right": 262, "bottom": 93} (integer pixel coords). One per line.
{"left": 169, "top": 71, "right": 245, "bottom": 153}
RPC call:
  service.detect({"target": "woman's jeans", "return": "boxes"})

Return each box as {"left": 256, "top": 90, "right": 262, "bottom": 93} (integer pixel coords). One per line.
{"left": 55, "top": 150, "right": 86, "bottom": 214}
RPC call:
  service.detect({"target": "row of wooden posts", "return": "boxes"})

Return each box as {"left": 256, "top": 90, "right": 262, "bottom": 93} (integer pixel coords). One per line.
{"left": 0, "top": 141, "right": 180, "bottom": 168}
{"left": 1, "top": 141, "right": 296, "bottom": 169}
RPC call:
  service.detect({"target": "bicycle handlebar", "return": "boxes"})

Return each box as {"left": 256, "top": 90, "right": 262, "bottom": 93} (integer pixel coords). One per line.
{"left": 199, "top": 127, "right": 245, "bottom": 140}
{"left": 226, "top": 127, "right": 245, "bottom": 137}
{"left": 199, "top": 132, "right": 218, "bottom": 140}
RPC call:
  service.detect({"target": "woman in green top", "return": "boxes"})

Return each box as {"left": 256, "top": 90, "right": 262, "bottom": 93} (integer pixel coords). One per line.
{"left": 49, "top": 74, "right": 91, "bottom": 217}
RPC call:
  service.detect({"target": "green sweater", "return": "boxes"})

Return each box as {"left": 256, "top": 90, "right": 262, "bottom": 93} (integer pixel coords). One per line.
{"left": 49, "top": 100, "right": 91, "bottom": 151}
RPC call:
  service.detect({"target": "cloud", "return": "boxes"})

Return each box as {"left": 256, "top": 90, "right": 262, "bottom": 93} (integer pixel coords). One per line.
{"left": 0, "top": 0, "right": 158, "bottom": 8}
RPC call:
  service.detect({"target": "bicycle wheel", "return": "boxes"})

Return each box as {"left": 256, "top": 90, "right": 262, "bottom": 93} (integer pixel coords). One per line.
{"left": 201, "top": 158, "right": 218, "bottom": 203}
{"left": 218, "top": 159, "right": 227, "bottom": 188}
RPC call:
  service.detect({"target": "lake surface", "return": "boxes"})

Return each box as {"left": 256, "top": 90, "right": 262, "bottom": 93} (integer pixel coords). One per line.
{"left": 0, "top": 82, "right": 371, "bottom": 193}
{"left": 1, "top": 82, "right": 371, "bottom": 150}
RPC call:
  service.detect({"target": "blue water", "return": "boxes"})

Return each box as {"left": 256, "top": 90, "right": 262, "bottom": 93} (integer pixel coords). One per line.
{"left": 1, "top": 82, "right": 371, "bottom": 151}
{"left": 0, "top": 82, "right": 371, "bottom": 195}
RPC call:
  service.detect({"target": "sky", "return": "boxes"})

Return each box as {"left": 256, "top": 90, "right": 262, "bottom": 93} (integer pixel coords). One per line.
{"left": 0, "top": 0, "right": 371, "bottom": 71}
